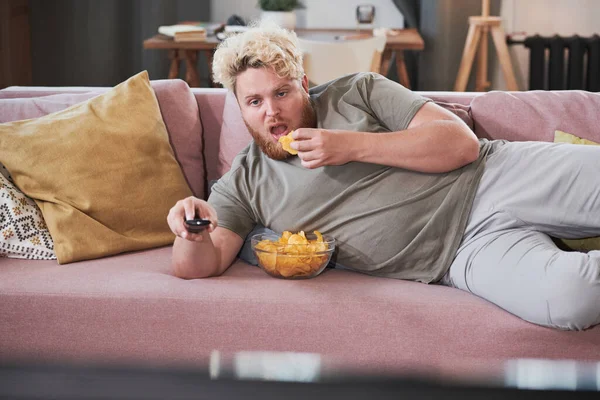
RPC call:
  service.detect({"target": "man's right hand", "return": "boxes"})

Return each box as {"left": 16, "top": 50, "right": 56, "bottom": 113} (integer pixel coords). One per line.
{"left": 167, "top": 196, "right": 218, "bottom": 242}
{"left": 168, "top": 196, "right": 243, "bottom": 280}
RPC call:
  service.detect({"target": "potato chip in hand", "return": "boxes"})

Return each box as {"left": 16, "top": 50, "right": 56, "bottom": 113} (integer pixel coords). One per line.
{"left": 278, "top": 131, "right": 298, "bottom": 155}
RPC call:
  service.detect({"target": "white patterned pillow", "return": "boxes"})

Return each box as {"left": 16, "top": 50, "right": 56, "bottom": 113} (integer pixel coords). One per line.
{"left": 0, "top": 163, "right": 12, "bottom": 182}
{"left": 0, "top": 173, "right": 56, "bottom": 260}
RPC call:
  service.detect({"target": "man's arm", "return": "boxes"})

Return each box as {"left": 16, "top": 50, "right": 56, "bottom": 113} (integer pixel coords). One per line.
{"left": 353, "top": 101, "right": 480, "bottom": 173}
{"left": 171, "top": 227, "right": 244, "bottom": 279}
{"left": 167, "top": 196, "right": 244, "bottom": 279}
{"left": 291, "top": 102, "right": 480, "bottom": 173}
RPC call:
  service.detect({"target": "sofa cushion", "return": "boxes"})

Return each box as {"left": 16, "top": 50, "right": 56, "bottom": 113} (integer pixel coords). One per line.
{"left": 0, "top": 80, "right": 205, "bottom": 199}
{"left": 1, "top": 251, "right": 599, "bottom": 370}
{"left": 193, "top": 89, "right": 227, "bottom": 186}
{"left": 0, "top": 174, "right": 56, "bottom": 260}
{"left": 0, "top": 92, "right": 101, "bottom": 123}
{"left": 426, "top": 100, "right": 473, "bottom": 130}
{"left": 470, "top": 90, "right": 600, "bottom": 142}
{"left": 151, "top": 80, "right": 205, "bottom": 199}
{"left": 215, "top": 91, "right": 253, "bottom": 178}
{"left": 554, "top": 129, "right": 600, "bottom": 146}
{"left": 0, "top": 71, "right": 193, "bottom": 264}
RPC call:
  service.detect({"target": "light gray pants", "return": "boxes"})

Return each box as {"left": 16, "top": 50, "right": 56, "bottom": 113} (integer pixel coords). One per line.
{"left": 441, "top": 141, "right": 600, "bottom": 330}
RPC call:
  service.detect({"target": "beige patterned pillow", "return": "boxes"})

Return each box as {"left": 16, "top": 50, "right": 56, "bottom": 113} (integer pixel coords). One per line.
{"left": 0, "top": 173, "right": 56, "bottom": 260}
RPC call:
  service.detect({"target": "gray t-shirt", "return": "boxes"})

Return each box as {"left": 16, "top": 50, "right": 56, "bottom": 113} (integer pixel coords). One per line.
{"left": 209, "top": 72, "right": 498, "bottom": 283}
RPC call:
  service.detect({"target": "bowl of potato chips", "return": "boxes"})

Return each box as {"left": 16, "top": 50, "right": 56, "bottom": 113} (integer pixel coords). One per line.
{"left": 251, "top": 230, "right": 335, "bottom": 279}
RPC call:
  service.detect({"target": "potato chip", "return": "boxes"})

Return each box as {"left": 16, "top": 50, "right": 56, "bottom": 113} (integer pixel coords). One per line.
{"left": 287, "top": 234, "right": 308, "bottom": 245}
{"left": 280, "top": 231, "right": 292, "bottom": 243}
{"left": 255, "top": 230, "right": 331, "bottom": 278}
{"left": 313, "top": 231, "right": 323, "bottom": 243}
{"left": 278, "top": 131, "right": 298, "bottom": 155}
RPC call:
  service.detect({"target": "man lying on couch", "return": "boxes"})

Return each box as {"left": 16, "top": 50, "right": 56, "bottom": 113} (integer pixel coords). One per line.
{"left": 167, "top": 23, "right": 600, "bottom": 331}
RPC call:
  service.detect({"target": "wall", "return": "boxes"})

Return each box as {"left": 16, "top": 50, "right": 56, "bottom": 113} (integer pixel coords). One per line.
{"left": 494, "top": 0, "right": 600, "bottom": 90}
{"left": 212, "top": 0, "right": 404, "bottom": 29}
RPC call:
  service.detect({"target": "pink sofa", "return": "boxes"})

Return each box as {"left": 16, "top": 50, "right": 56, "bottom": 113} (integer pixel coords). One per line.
{"left": 1, "top": 79, "right": 599, "bottom": 376}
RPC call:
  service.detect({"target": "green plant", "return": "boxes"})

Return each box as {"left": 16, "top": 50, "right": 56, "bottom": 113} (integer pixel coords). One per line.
{"left": 258, "top": 0, "right": 303, "bottom": 12}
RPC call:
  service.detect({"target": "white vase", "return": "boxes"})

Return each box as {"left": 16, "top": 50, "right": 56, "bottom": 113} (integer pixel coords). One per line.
{"left": 261, "top": 11, "right": 296, "bottom": 30}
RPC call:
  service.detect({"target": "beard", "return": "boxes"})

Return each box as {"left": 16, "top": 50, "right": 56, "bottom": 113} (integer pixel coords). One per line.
{"left": 244, "top": 95, "right": 317, "bottom": 161}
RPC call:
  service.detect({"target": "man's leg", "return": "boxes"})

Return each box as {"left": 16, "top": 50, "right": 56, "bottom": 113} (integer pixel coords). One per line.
{"left": 442, "top": 141, "right": 600, "bottom": 330}
{"left": 471, "top": 141, "right": 600, "bottom": 238}
{"left": 443, "top": 228, "right": 600, "bottom": 330}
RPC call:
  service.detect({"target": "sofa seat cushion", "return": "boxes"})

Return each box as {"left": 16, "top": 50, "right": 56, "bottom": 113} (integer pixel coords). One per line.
{"left": 470, "top": 90, "right": 600, "bottom": 142}
{"left": 1, "top": 250, "right": 598, "bottom": 372}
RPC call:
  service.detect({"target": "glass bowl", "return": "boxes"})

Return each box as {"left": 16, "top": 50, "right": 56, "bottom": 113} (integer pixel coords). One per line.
{"left": 251, "top": 232, "right": 336, "bottom": 279}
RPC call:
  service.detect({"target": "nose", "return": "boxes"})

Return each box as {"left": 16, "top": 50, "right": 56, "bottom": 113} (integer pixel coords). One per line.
{"left": 264, "top": 99, "right": 280, "bottom": 117}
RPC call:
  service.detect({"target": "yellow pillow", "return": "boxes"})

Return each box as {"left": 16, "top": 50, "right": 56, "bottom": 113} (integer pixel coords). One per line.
{"left": 554, "top": 129, "right": 600, "bottom": 146}
{"left": 552, "top": 130, "right": 600, "bottom": 252}
{"left": 0, "top": 71, "right": 192, "bottom": 263}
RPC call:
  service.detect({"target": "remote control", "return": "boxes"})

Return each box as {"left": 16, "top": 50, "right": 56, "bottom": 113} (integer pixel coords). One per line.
{"left": 184, "top": 218, "right": 211, "bottom": 233}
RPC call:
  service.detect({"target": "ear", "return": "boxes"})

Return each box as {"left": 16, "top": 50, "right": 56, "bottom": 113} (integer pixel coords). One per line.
{"left": 301, "top": 74, "right": 309, "bottom": 93}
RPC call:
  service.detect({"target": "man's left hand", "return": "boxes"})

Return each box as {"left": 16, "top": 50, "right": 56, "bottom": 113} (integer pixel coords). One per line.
{"left": 290, "top": 128, "right": 356, "bottom": 169}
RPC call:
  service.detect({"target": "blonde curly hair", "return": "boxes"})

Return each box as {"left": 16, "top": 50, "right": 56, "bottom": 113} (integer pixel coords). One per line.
{"left": 212, "top": 22, "right": 304, "bottom": 92}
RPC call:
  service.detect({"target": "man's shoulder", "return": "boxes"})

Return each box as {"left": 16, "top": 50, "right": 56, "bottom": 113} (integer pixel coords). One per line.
{"left": 309, "top": 72, "right": 381, "bottom": 96}
{"left": 210, "top": 143, "right": 262, "bottom": 196}
{"left": 309, "top": 73, "right": 387, "bottom": 113}
{"left": 228, "top": 142, "right": 264, "bottom": 170}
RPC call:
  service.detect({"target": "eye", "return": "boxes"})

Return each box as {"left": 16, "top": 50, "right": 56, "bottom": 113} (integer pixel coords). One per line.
{"left": 249, "top": 99, "right": 260, "bottom": 106}
{"left": 277, "top": 91, "right": 287, "bottom": 97}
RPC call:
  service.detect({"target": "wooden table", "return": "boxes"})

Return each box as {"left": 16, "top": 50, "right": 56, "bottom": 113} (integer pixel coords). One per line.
{"left": 143, "top": 28, "right": 424, "bottom": 89}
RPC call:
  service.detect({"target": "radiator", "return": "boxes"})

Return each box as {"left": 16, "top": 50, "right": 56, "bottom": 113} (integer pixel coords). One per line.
{"left": 508, "top": 34, "right": 600, "bottom": 91}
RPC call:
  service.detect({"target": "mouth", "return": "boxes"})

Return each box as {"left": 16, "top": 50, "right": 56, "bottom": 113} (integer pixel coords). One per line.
{"left": 269, "top": 124, "right": 289, "bottom": 141}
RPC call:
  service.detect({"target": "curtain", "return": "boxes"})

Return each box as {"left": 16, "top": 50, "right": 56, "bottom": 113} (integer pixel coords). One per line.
{"left": 390, "top": 0, "right": 420, "bottom": 90}
{"left": 392, "top": 0, "right": 420, "bottom": 30}
{"left": 29, "top": 0, "right": 211, "bottom": 86}
{"left": 392, "top": 0, "right": 502, "bottom": 91}
{"left": 418, "top": 0, "right": 501, "bottom": 91}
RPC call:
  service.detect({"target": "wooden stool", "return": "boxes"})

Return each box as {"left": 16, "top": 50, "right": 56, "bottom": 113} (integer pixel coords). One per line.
{"left": 454, "top": 0, "right": 518, "bottom": 92}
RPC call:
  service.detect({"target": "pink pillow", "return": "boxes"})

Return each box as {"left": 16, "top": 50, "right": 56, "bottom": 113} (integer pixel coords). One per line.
{"left": 216, "top": 91, "right": 253, "bottom": 177}
{"left": 0, "top": 79, "right": 205, "bottom": 199}
{"left": 470, "top": 90, "right": 600, "bottom": 142}
{"left": 0, "top": 92, "right": 100, "bottom": 122}
{"left": 152, "top": 80, "right": 205, "bottom": 199}
{"left": 433, "top": 101, "right": 473, "bottom": 130}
